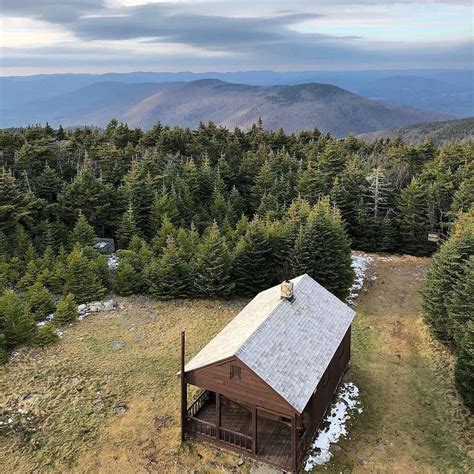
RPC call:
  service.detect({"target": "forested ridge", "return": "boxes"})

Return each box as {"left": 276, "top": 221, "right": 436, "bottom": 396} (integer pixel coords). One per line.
{"left": 0, "top": 120, "right": 473, "bottom": 398}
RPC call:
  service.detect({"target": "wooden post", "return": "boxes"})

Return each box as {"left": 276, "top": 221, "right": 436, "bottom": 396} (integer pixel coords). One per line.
{"left": 252, "top": 406, "right": 257, "bottom": 454}
{"left": 180, "top": 331, "right": 187, "bottom": 443}
{"left": 216, "top": 392, "right": 221, "bottom": 439}
{"left": 292, "top": 412, "right": 298, "bottom": 473}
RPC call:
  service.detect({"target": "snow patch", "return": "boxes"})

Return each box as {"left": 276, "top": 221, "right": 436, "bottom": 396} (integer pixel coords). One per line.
{"left": 107, "top": 253, "right": 119, "bottom": 270}
{"left": 304, "top": 383, "right": 362, "bottom": 470}
{"left": 347, "top": 253, "right": 373, "bottom": 305}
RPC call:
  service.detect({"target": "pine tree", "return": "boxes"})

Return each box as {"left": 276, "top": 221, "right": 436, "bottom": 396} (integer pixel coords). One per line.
{"left": 194, "top": 222, "right": 233, "bottom": 296}
{"left": 151, "top": 215, "right": 176, "bottom": 255}
{"left": 296, "top": 161, "right": 325, "bottom": 204}
{"left": 145, "top": 237, "right": 190, "bottom": 299}
{"left": 0, "top": 334, "right": 8, "bottom": 364}
{"left": 291, "top": 197, "right": 354, "bottom": 299}
{"left": 422, "top": 209, "right": 474, "bottom": 342}
{"left": 64, "top": 247, "right": 106, "bottom": 303}
{"left": 114, "top": 261, "right": 141, "bottom": 296}
{"left": 34, "top": 322, "right": 59, "bottom": 346}
{"left": 231, "top": 218, "right": 273, "bottom": 295}
{"left": 34, "top": 165, "right": 63, "bottom": 203}
{"left": 117, "top": 204, "right": 139, "bottom": 249}
{"left": 0, "top": 289, "right": 35, "bottom": 349}
{"left": 317, "top": 140, "right": 346, "bottom": 191}
{"left": 396, "top": 178, "right": 432, "bottom": 255}
{"left": 150, "top": 188, "right": 179, "bottom": 232}
{"left": 71, "top": 211, "right": 97, "bottom": 248}
{"left": 55, "top": 293, "right": 78, "bottom": 325}
{"left": 123, "top": 164, "right": 155, "bottom": 237}
{"left": 25, "top": 283, "right": 55, "bottom": 321}
{"left": 252, "top": 160, "right": 277, "bottom": 209}
{"left": 454, "top": 319, "right": 474, "bottom": 411}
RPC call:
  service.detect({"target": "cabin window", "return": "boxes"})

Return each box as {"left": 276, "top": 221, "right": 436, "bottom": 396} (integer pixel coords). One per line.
{"left": 230, "top": 364, "right": 241, "bottom": 379}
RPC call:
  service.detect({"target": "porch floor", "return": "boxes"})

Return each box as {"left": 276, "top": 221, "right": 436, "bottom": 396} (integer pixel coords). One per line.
{"left": 194, "top": 398, "right": 292, "bottom": 469}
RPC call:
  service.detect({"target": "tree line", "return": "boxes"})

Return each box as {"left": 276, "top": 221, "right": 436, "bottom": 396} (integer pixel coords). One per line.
{"left": 0, "top": 120, "right": 472, "bottom": 370}
{"left": 423, "top": 209, "right": 473, "bottom": 411}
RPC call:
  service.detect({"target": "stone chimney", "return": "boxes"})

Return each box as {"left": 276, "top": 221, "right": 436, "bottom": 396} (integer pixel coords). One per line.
{"left": 280, "top": 280, "right": 294, "bottom": 301}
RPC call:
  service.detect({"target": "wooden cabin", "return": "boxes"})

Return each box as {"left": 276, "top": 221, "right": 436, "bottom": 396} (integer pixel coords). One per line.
{"left": 179, "top": 274, "right": 356, "bottom": 472}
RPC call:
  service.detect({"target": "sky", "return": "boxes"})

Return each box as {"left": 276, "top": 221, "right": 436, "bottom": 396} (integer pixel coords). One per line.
{"left": 0, "top": 0, "right": 473, "bottom": 75}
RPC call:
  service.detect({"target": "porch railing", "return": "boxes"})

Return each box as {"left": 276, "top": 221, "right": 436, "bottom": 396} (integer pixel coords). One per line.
{"left": 187, "top": 416, "right": 217, "bottom": 438}
{"left": 187, "top": 390, "right": 210, "bottom": 418}
{"left": 219, "top": 426, "right": 252, "bottom": 451}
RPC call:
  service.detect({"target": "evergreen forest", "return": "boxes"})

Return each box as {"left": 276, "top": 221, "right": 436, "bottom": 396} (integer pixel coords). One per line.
{"left": 0, "top": 120, "right": 472, "bottom": 408}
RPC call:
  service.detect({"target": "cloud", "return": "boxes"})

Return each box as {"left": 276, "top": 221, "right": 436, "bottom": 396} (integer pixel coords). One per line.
{"left": 0, "top": 0, "right": 472, "bottom": 73}
{"left": 1, "top": 0, "right": 106, "bottom": 22}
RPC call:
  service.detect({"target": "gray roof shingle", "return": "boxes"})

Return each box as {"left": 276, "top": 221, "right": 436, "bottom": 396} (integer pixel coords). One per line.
{"left": 185, "top": 274, "right": 355, "bottom": 413}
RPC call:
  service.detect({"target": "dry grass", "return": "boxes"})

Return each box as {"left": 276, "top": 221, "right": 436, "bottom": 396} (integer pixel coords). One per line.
{"left": 1, "top": 255, "right": 472, "bottom": 473}
{"left": 0, "top": 297, "right": 251, "bottom": 473}
{"left": 324, "top": 255, "right": 473, "bottom": 473}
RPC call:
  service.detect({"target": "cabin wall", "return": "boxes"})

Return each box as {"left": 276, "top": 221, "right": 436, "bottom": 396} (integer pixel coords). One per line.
{"left": 302, "top": 325, "right": 351, "bottom": 433}
{"left": 186, "top": 357, "right": 295, "bottom": 416}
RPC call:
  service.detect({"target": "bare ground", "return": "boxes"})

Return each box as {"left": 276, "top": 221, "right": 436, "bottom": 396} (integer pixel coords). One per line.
{"left": 0, "top": 254, "right": 472, "bottom": 473}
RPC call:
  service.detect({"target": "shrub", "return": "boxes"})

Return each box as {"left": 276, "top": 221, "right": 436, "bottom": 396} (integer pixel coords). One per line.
{"left": 55, "top": 293, "right": 78, "bottom": 326}
{"left": 35, "top": 322, "right": 59, "bottom": 347}
{"left": 25, "top": 283, "right": 55, "bottom": 321}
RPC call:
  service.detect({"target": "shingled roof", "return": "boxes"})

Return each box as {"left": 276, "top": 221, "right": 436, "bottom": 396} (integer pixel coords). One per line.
{"left": 184, "top": 274, "right": 356, "bottom": 413}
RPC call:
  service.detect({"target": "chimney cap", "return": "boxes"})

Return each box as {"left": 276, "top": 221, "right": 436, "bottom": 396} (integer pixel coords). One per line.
{"left": 281, "top": 280, "right": 294, "bottom": 300}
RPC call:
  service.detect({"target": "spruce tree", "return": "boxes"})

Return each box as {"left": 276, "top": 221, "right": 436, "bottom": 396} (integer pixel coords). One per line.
{"left": 231, "top": 218, "right": 272, "bottom": 295}
{"left": 25, "top": 283, "right": 55, "bottom": 321}
{"left": 71, "top": 211, "right": 97, "bottom": 248}
{"left": 194, "top": 222, "right": 233, "bottom": 296}
{"left": 55, "top": 293, "right": 78, "bottom": 325}
{"left": 422, "top": 209, "right": 474, "bottom": 342}
{"left": 396, "top": 178, "right": 432, "bottom": 255}
{"left": 114, "top": 261, "right": 141, "bottom": 296}
{"left": 64, "top": 247, "right": 106, "bottom": 303}
{"left": 291, "top": 197, "right": 354, "bottom": 299}
{"left": 117, "top": 204, "right": 139, "bottom": 249}
{"left": 34, "top": 322, "right": 59, "bottom": 346}
{"left": 0, "top": 289, "right": 35, "bottom": 349}
{"left": 145, "top": 237, "right": 189, "bottom": 299}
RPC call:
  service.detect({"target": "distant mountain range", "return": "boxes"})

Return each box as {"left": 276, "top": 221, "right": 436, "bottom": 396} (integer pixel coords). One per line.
{"left": 0, "top": 76, "right": 453, "bottom": 136}
{"left": 1, "top": 68, "right": 471, "bottom": 127}
{"left": 358, "top": 117, "right": 474, "bottom": 144}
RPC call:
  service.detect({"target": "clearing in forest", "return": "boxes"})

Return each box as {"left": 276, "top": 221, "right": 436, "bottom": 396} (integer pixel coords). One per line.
{"left": 0, "top": 255, "right": 472, "bottom": 473}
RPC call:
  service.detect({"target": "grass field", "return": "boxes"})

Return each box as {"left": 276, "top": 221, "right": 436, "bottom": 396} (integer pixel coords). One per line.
{"left": 1, "top": 254, "right": 472, "bottom": 473}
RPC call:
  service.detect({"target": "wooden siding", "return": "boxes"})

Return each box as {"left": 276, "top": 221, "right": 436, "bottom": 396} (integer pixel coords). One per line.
{"left": 302, "top": 326, "right": 351, "bottom": 434}
{"left": 186, "top": 357, "right": 296, "bottom": 416}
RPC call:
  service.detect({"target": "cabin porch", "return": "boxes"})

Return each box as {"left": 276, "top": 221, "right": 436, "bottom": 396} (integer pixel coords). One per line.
{"left": 184, "top": 390, "right": 311, "bottom": 471}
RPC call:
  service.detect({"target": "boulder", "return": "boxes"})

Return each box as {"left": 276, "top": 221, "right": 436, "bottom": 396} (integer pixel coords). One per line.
{"left": 94, "top": 238, "right": 115, "bottom": 254}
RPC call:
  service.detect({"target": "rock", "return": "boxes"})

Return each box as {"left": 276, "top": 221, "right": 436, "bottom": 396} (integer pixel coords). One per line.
{"left": 77, "top": 304, "right": 87, "bottom": 313}
{"left": 375, "top": 442, "right": 385, "bottom": 451}
{"left": 331, "top": 445, "right": 342, "bottom": 453}
{"left": 113, "top": 405, "right": 127, "bottom": 415}
{"left": 238, "top": 458, "right": 245, "bottom": 466}
{"left": 133, "top": 334, "right": 144, "bottom": 342}
{"left": 94, "top": 238, "right": 115, "bottom": 254}
{"left": 102, "top": 299, "right": 116, "bottom": 311}
{"left": 356, "top": 458, "right": 365, "bottom": 466}
{"left": 110, "top": 341, "right": 124, "bottom": 350}
{"left": 89, "top": 302, "right": 103, "bottom": 312}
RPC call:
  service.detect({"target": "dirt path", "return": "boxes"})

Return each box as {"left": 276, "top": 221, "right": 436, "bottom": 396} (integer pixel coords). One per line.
{"left": 328, "top": 255, "right": 473, "bottom": 473}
